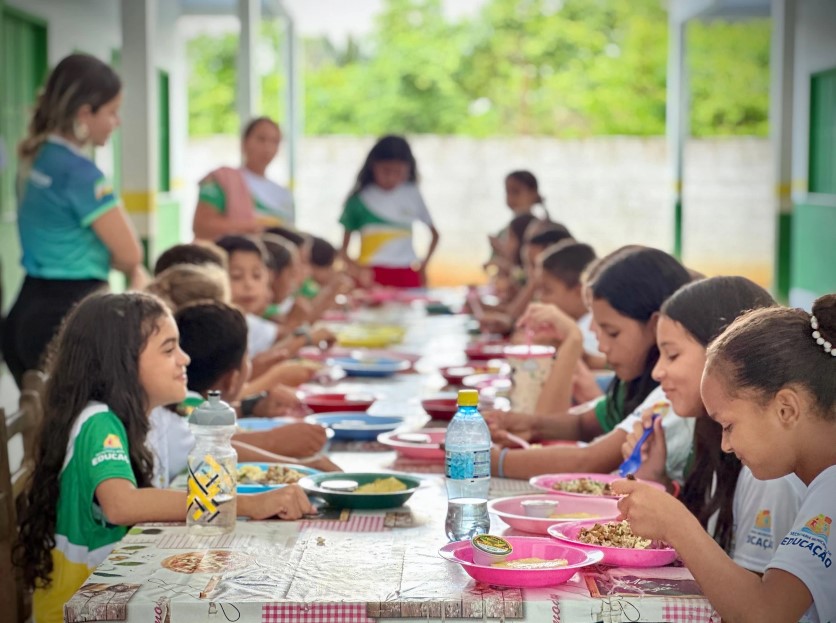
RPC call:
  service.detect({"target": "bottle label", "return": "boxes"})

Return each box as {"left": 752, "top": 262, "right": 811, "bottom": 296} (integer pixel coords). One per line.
{"left": 446, "top": 449, "right": 490, "bottom": 479}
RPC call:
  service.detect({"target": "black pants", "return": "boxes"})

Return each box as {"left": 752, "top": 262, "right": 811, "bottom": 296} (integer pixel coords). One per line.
{"left": 1, "top": 276, "right": 106, "bottom": 388}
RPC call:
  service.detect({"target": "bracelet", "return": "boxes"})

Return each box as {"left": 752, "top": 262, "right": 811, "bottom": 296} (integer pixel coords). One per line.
{"left": 497, "top": 448, "right": 510, "bottom": 479}
{"left": 670, "top": 480, "right": 682, "bottom": 498}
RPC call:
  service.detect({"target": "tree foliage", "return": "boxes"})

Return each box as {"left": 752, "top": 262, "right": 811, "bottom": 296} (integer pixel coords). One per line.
{"left": 187, "top": 0, "right": 771, "bottom": 137}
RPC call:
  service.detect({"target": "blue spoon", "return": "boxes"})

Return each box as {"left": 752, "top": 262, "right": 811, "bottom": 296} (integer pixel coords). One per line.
{"left": 618, "top": 403, "right": 670, "bottom": 477}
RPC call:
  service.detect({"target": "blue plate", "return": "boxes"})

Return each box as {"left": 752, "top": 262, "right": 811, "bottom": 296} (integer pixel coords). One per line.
{"left": 237, "top": 417, "right": 296, "bottom": 431}
{"left": 326, "top": 356, "right": 411, "bottom": 378}
{"left": 303, "top": 412, "right": 405, "bottom": 440}
{"left": 236, "top": 462, "right": 320, "bottom": 493}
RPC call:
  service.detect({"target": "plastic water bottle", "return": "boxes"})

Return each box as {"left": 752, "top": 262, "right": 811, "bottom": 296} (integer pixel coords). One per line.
{"left": 445, "top": 389, "right": 491, "bottom": 541}
{"left": 187, "top": 392, "right": 238, "bottom": 535}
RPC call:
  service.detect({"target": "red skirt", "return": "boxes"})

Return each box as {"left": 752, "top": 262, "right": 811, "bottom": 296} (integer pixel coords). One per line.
{"left": 371, "top": 266, "right": 422, "bottom": 288}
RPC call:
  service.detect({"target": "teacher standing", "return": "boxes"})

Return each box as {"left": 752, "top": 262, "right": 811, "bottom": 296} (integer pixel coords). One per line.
{"left": 1, "top": 54, "right": 147, "bottom": 388}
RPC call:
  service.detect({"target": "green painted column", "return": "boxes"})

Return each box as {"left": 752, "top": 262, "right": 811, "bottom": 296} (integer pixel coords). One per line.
{"left": 775, "top": 211, "right": 792, "bottom": 303}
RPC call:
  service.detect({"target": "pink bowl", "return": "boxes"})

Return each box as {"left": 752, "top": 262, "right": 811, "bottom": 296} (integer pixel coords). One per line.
{"left": 421, "top": 397, "right": 458, "bottom": 421}
{"left": 503, "top": 344, "right": 556, "bottom": 358}
{"left": 377, "top": 429, "right": 446, "bottom": 461}
{"left": 548, "top": 520, "right": 678, "bottom": 567}
{"left": 302, "top": 392, "right": 376, "bottom": 413}
{"left": 462, "top": 374, "right": 512, "bottom": 392}
{"left": 488, "top": 494, "right": 620, "bottom": 535}
{"left": 529, "top": 473, "right": 666, "bottom": 499}
{"left": 439, "top": 536, "right": 603, "bottom": 588}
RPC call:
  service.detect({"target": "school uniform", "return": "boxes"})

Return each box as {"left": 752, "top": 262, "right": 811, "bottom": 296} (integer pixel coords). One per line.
{"left": 199, "top": 167, "right": 295, "bottom": 226}
{"left": 245, "top": 312, "right": 279, "bottom": 357}
{"left": 34, "top": 403, "right": 135, "bottom": 623}
{"left": 2, "top": 136, "right": 115, "bottom": 385}
{"left": 147, "top": 392, "right": 202, "bottom": 488}
{"left": 766, "top": 465, "right": 836, "bottom": 623}
{"left": 339, "top": 182, "right": 433, "bottom": 288}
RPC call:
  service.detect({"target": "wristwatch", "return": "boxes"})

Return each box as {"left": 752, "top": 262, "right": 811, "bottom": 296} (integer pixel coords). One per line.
{"left": 240, "top": 391, "right": 268, "bottom": 417}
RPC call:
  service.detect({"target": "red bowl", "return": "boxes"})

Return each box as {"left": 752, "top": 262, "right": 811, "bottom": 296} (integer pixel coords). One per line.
{"left": 464, "top": 343, "right": 508, "bottom": 361}
{"left": 421, "top": 397, "right": 459, "bottom": 421}
{"left": 302, "top": 392, "right": 376, "bottom": 413}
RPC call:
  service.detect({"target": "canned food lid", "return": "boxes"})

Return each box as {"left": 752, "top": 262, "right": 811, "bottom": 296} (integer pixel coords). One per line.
{"left": 471, "top": 534, "right": 513, "bottom": 555}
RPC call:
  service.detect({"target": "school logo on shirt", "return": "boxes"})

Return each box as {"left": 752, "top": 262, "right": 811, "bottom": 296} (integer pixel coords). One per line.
{"left": 801, "top": 515, "right": 832, "bottom": 541}
{"left": 781, "top": 515, "right": 833, "bottom": 569}
{"left": 103, "top": 434, "right": 123, "bottom": 449}
{"left": 746, "top": 509, "right": 773, "bottom": 549}
{"left": 95, "top": 178, "right": 113, "bottom": 201}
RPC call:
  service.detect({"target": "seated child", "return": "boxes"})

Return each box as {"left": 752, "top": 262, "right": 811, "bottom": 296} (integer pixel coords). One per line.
{"left": 153, "top": 240, "right": 226, "bottom": 276}
{"left": 148, "top": 299, "right": 339, "bottom": 488}
{"left": 15, "top": 293, "right": 314, "bottom": 623}
{"left": 146, "top": 263, "right": 231, "bottom": 312}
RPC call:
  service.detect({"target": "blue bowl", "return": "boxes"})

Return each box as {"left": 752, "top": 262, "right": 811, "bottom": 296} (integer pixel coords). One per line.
{"left": 304, "top": 412, "right": 405, "bottom": 441}
{"left": 327, "top": 356, "right": 410, "bottom": 378}
{"left": 236, "top": 462, "right": 320, "bottom": 493}
{"left": 237, "top": 416, "right": 296, "bottom": 431}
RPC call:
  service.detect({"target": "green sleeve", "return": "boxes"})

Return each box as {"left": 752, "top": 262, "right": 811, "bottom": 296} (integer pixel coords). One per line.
{"left": 198, "top": 180, "right": 227, "bottom": 213}
{"left": 339, "top": 194, "right": 363, "bottom": 231}
{"left": 594, "top": 395, "right": 613, "bottom": 432}
{"left": 81, "top": 411, "right": 137, "bottom": 494}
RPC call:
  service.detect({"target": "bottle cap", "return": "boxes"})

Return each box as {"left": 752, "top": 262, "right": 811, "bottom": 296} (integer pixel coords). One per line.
{"left": 457, "top": 389, "right": 479, "bottom": 407}
{"left": 188, "top": 391, "right": 236, "bottom": 426}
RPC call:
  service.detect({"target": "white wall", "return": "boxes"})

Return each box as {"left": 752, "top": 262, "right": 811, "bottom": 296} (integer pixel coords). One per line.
{"left": 184, "top": 135, "right": 775, "bottom": 286}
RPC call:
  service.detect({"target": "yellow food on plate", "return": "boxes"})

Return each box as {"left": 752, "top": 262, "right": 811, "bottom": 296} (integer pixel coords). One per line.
{"left": 355, "top": 477, "right": 408, "bottom": 493}
{"left": 549, "top": 511, "right": 598, "bottom": 519}
{"left": 237, "top": 464, "right": 305, "bottom": 485}
{"left": 492, "top": 557, "right": 569, "bottom": 569}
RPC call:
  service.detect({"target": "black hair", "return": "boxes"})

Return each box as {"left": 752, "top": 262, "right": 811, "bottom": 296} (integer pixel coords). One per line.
{"left": 153, "top": 242, "right": 227, "bottom": 276}
{"left": 260, "top": 233, "right": 295, "bottom": 274}
{"left": 175, "top": 301, "right": 248, "bottom": 394}
{"left": 706, "top": 293, "right": 836, "bottom": 421}
{"left": 310, "top": 237, "right": 336, "bottom": 268}
{"left": 15, "top": 292, "right": 167, "bottom": 588}
{"left": 591, "top": 247, "right": 691, "bottom": 428}
{"left": 20, "top": 53, "right": 122, "bottom": 161}
{"left": 506, "top": 170, "right": 543, "bottom": 204}
{"left": 528, "top": 225, "right": 573, "bottom": 249}
{"left": 264, "top": 226, "right": 307, "bottom": 249}
{"left": 540, "top": 241, "right": 597, "bottom": 289}
{"left": 663, "top": 276, "right": 777, "bottom": 553}
{"left": 507, "top": 214, "right": 540, "bottom": 266}
{"left": 349, "top": 135, "right": 417, "bottom": 197}
{"left": 214, "top": 235, "right": 268, "bottom": 263}
{"left": 242, "top": 116, "right": 280, "bottom": 141}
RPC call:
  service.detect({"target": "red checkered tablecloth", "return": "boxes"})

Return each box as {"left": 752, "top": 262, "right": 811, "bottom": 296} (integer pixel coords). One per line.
{"left": 662, "top": 598, "right": 721, "bottom": 623}
{"left": 262, "top": 603, "right": 374, "bottom": 623}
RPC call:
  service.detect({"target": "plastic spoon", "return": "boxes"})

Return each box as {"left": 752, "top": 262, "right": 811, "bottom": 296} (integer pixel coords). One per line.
{"left": 618, "top": 403, "right": 670, "bottom": 477}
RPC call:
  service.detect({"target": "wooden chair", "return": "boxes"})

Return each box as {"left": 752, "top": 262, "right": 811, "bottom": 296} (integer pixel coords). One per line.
{"left": 1, "top": 369, "right": 46, "bottom": 623}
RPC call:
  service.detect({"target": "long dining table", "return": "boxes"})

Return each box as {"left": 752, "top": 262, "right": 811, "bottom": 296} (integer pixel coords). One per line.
{"left": 64, "top": 298, "right": 718, "bottom": 623}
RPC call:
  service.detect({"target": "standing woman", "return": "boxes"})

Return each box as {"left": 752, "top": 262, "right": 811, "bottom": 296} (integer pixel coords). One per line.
{"left": 192, "top": 117, "right": 294, "bottom": 240}
{"left": 1, "top": 54, "right": 146, "bottom": 388}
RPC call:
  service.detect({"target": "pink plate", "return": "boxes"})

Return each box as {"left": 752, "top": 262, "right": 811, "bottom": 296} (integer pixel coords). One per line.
{"left": 464, "top": 343, "right": 508, "bottom": 361}
{"left": 421, "top": 397, "right": 458, "bottom": 421}
{"left": 439, "top": 536, "right": 603, "bottom": 588}
{"left": 302, "top": 392, "right": 376, "bottom": 413}
{"left": 377, "top": 429, "right": 446, "bottom": 461}
{"left": 488, "top": 494, "right": 620, "bottom": 535}
{"left": 548, "top": 520, "right": 678, "bottom": 567}
{"left": 529, "top": 473, "right": 666, "bottom": 499}
{"left": 441, "top": 360, "right": 510, "bottom": 385}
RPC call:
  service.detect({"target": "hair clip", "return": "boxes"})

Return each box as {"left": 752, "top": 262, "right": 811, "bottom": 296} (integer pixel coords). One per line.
{"left": 811, "top": 315, "right": 836, "bottom": 356}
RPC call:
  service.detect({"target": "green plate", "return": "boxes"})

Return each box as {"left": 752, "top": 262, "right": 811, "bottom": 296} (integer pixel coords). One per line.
{"left": 299, "top": 472, "right": 421, "bottom": 509}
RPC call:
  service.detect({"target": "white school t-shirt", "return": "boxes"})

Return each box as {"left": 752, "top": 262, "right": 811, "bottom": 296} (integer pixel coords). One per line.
{"left": 246, "top": 312, "right": 279, "bottom": 357}
{"left": 241, "top": 167, "right": 295, "bottom": 226}
{"left": 339, "top": 182, "right": 433, "bottom": 267}
{"left": 615, "top": 385, "right": 696, "bottom": 484}
{"left": 147, "top": 405, "right": 195, "bottom": 488}
{"left": 767, "top": 465, "right": 836, "bottom": 623}
{"left": 731, "top": 468, "right": 806, "bottom": 572}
